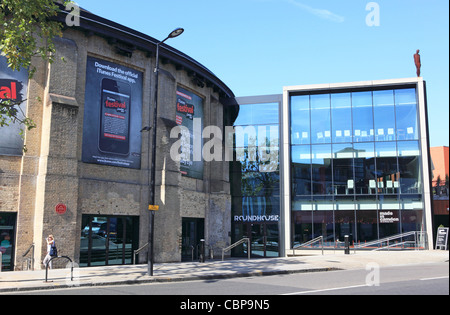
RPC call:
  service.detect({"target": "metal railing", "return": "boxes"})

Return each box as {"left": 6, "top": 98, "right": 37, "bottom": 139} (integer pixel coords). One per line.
{"left": 292, "top": 236, "right": 324, "bottom": 256}
{"left": 22, "top": 243, "right": 35, "bottom": 271}
{"left": 353, "top": 231, "right": 428, "bottom": 253}
{"left": 133, "top": 243, "right": 149, "bottom": 265}
{"left": 222, "top": 238, "right": 250, "bottom": 261}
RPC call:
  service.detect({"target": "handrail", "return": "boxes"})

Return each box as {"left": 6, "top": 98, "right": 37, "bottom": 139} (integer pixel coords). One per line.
{"left": 133, "top": 243, "right": 149, "bottom": 265}
{"left": 353, "top": 231, "right": 428, "bottom": 253}
{"left": 222, "top": 238, "right": 250, "bottom": 261}
{"left": 22, "top": 243, "right": 35, "bottom": 271}
{"left": 292, "top": 236, "right": 324, "bottom": 256}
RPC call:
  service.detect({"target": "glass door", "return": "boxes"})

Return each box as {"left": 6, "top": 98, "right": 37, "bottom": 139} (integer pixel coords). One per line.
{"left": 80, "top": 215, "right": 138, "bottom": 267}
{"left": 249, "top": 223, "right": 279, "bottom": 258}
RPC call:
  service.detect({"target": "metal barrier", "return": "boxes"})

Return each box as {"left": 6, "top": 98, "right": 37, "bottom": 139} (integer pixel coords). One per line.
{"left": 292, "top": 236, "right": 324, "bottom": 256}
{"left": 44, "top": 256, "right": 74, "bottom": 283}
{"left": 222, "top": 238, "right": 250, "bottom": 261}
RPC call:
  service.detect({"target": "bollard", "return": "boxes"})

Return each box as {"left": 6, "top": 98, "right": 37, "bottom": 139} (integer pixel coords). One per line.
{"left": 344, "top": 235, "right": 350, "bottom": 255}
{"left": 199, "top": 239, "right": 206, "bottom": 263}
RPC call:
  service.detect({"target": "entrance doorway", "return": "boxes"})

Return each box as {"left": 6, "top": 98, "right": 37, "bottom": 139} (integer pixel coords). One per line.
{"left": 233, "top": 222, "right": 279, "bottom": 258}
{"left": 80, "top": 215, "right": 139, "bottom": 267}
{"left": 182, "top": 218, "right": 204, "bottom": 261}
{"left": 0, "top": 213, "right": 16, "bottom": 271}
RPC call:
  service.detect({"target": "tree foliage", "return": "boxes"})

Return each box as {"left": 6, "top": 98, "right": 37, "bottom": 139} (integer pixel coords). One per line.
{"left": 0, "top": 0, "right": 70, "bottom": 143}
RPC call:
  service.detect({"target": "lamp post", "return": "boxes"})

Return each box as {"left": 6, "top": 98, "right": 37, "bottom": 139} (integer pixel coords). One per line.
{"left": 148, "top": 28, "right": 184, "bottom": 276}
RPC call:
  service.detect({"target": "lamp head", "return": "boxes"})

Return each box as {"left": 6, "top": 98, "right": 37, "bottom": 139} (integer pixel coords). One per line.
{"left": 169, "top": 28, "right": 184, "bottom": 38}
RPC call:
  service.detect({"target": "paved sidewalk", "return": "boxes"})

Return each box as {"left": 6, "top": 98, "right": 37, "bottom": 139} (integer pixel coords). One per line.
{"left": 0, "top": 250, "right": 448, "bottom": 293}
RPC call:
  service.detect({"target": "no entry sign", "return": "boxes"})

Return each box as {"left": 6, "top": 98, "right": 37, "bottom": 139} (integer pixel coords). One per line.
{"left": 55, "top": 203, "right": 67, "bottom": 215}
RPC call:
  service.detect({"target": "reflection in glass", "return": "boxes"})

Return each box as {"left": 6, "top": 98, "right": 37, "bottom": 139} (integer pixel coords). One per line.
{"left": 311, "top": 144, "right": 332, "bottom": 195}
{"left": 331, "top": 93, "right": 352, "bottom": 143}
{"left": 291, "top": 95, "right": 310, "bottom": 145}
{"left": 291, "top": 145, "right": 312, "bottom": 197}
{"left": 375, "top": 142, "right": 398, "bottom": 195}
{"left": 333, "top": 143, "right": 354, "bottom": 196}
{"left": 311, "top": 94, "right": 331, "bottom": 144}
{"left": 354, "top": 142, "right": 376, "bottom": 195}
{"left": 374, "top": 90, "right": 396, "bottom": 141}
{"left": 395, "top": 89, "right": 418, "bottom": 140}
{"left": 352, "top": 91, "right": 374, "bottom": 142}
{"left": 398, "top": 141, "right": 421, "bottom": 194}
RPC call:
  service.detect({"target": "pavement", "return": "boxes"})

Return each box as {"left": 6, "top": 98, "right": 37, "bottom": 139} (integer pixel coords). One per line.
{"left": 0, "top": 250, "right": 448, "bottom": 293}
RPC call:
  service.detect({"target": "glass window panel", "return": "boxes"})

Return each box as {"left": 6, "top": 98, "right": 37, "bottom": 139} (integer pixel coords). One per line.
{"left": 255, "top": 103, "right": 279, "bottom": 125}
{"left": 234, "top": 171, "right": 280, "bottom": 197}
{"left": 333, "top": 143, "right": 354, "bottom": 196}
{"left": 395, "top": 89, "right": 418, "bottom": 140}
{"left": 291, "top": 95, "right": 311, "bottom": 145}
{"left": 356, "top": 210, "right": 378, "bottom": 243}
{"left": 310, "top": 94, "right": 331, "bottom": 144}
{"left": 234, "top": 103, "right": 279, "bottom": 126}
{"left": 373, "top": 90, "right": 396, "bottom": 141}
{"left": 235, "top": 196, "right": 280, "bottom": 220}
{"left": 234, "top": 104, "right": 253, "bottom": 126}
{"left": 331, "top": 93, "right": 352, "bottom": 143}
{"left": 398, "top": 141, "right": 421, "bottom": 194}
{"left": 311, "top": 144, "right": 332, "bottom": 195}
{"left": 375, "top": 142, "right": 398, "bottom": 195}
{"left": 401, "top": 210, "right": 423, "bottom": 235}
{"left": 354, "top": 142, "right": 376, "bottom": 195}
{"left": 292, "top": 211, "right": 313, "bottom": 245}
{"left": 334, "top": 210, "right": 356, "bottom": 243}
{"left": 378, "top": 209, "right": 400, "bottom": 238}
{"left": 352, "top": 91, "right": 374, "bottom": 142}
{"left": 291, "top": 145, "right": 312, "bottom": 196}
{"left": 313, "top": 211, "right": 335, "bottom": 244}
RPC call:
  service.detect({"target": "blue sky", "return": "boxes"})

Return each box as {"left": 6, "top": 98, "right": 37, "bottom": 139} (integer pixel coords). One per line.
{"left": 75, "top": 0, "right": 449, "bottom": 147}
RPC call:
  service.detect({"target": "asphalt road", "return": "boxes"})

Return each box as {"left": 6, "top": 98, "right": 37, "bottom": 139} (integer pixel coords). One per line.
{"left": 11, "top": 262, "right": 449, "bottom": 297}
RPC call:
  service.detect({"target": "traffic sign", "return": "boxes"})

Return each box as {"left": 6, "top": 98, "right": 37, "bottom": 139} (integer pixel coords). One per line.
{"left": 148, "top": 205, "right": 159, "bottom": 211}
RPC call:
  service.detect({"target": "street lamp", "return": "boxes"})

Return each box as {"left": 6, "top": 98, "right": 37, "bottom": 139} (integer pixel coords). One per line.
{"left": 147, "top": 28, "right": 184, "bottom": 276}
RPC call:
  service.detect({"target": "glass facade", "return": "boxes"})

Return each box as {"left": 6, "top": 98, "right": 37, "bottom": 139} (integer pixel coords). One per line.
{"left": 230, "top": 101, "right": 281, "bottom": 257}
{"left": 290, "top": 87, "right": 424, "bottom": 247}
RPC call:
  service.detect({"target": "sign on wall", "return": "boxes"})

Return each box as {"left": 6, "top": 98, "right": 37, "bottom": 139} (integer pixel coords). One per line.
{"left": 176, "top": 87, "right": 204, "bottom": 179}
{"left": 0, "top": 56, "right": 29, "bottom": 156}
{"left": 82, "top": 56, "right": 143, "bottom": 169}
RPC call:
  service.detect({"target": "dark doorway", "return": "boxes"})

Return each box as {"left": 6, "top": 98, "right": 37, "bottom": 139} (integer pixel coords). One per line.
{"left": 182, "top": 218, "right": 204, "bottom": 261}
{"left": 0, "top": 213, "right": 16, "bottom": 271}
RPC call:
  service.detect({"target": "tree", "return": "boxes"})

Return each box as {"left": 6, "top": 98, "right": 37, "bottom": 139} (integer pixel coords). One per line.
{"left": 0, "top": 0, "right": 70, "bottom": 143}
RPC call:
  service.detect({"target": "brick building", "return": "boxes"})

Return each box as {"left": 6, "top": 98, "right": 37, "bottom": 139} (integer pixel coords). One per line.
{"left": 1, "top": 5, "right": 235, "bottom": 271}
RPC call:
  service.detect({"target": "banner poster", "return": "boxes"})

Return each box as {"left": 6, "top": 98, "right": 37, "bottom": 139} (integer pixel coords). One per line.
{"left": 82, "top": 56, "right": 143, "bottom": 169}
{"left": 0, "top": 55, "right": 29, "bottom": 156}
{"left": 176, "top": 86, "right": 204, "bottom": 179}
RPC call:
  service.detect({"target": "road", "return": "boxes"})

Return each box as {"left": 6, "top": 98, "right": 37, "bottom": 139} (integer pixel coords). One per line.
{"left": 11, "top": 262, "right": 449, "bottom": 297}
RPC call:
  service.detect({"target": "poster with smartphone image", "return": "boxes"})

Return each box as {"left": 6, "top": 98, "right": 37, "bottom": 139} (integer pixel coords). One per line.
{"left": 82, "top": 56, "right": 143, "bottom": 169}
